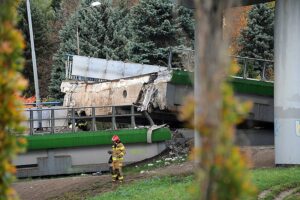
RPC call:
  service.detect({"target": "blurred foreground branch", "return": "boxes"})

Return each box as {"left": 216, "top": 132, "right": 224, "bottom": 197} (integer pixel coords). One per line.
{"left": 180, "top": 0, "right": 256, "bottom": 199}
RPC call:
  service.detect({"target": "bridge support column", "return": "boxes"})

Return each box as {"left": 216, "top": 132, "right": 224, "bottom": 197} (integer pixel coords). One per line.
{"left": 275, "top": 0, "right": 300, "bottom": 164}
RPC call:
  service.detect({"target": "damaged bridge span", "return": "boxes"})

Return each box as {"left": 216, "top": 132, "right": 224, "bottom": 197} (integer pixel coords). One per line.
{"left": 61, "top": 55, "right": 274, "bottom": 127}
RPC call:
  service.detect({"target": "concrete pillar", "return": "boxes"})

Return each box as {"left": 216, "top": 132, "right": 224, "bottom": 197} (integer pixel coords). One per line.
{"left": 275, "top": 0, "right": 300, "bottom": 164}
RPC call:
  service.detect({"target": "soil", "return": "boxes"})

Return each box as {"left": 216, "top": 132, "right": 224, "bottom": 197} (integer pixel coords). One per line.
{"left": 13, "top": 162, "right": 195, "bottom": 200}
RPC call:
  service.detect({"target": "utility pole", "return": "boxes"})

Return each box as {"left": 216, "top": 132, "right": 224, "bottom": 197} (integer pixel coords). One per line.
{"left": 194, "top": 21, "right": 201, "bottom": 164}
{"left": 26, "top": 0, "right": 41, "bottom": 106}
{"left": 26, "top": 0, "right": 42, "bottom": 129}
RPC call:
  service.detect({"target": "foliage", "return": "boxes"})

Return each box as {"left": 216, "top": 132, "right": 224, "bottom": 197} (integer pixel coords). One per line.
{"left": 180, "top": 1, "right": 257, "bottom": 199}
{"left": 49, "top": 0, "right": 194, "bottom": 99}
{"left": 127, "top": 0, "right": 194, "bottom": 66}
{"left": 104, "top": 0, "right": 130, "bottom": 61}
{"left": 49, "top": 0, "right": 113, "bottom": 99}
{"left": 89, "top": 176, "right": 194, "bottom": 200}
{"left": 224, "top": 6, "right": 252, "bottom": 54}
{"left": 0, "top": 0, "right": 27, "bottom": 199}
{"left": 51, "top": 0, "right": 62, "bottom": 12}
{"left": 237, "top": 4, "right": 274, "bottom": 65}
{"left": 177, "top": 6, "right": 195, "bottom": 46}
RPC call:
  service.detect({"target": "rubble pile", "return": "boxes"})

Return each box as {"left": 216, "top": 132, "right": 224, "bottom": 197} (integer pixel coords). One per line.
{"left": 166, "top": 129, "right": 193, "bottom": 157}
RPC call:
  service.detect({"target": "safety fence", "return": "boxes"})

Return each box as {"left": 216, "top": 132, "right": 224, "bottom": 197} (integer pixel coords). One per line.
{"left": 65, "top": 54, "right": 274, "bottom": 82}
{"left": 23, "top": 105, "right": 154, "bottom": 135}
{"left": 230, "top": 56, "right": 274, "bottom": 82}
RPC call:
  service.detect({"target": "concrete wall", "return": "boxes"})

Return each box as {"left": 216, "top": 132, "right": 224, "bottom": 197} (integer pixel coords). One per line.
{"left": 15, "top": 142, "right": 166, "bottom": 178}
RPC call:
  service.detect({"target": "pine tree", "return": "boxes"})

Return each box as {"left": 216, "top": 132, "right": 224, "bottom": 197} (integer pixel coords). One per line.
{"left": 177, "top": 5, "right": 195, "bottom": 46}
{"left": 49, "top": 0, "right": 194, "bottom": 99}
{"left": 51, "top": 0, "right": 62, "bottom": 12}
{"left": 49, "top": 0, "right": 113, "bottom": 99}
{"left": 128, "top": 0, "right": 180, "bottom": 65}
{"left": 237, "top": 3, "right": 274, "bottom": 72}
{"left": 104, "top": 0, "right": 130, "bottom": 60}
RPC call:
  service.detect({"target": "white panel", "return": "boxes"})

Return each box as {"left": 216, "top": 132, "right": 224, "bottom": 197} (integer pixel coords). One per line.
{"left": 72, "top": 56, "right": 89, "bottom": 77}
{"left": 104, "top": 60, "right": 125, "bottom": 80}
{"left": 142, "top": 64, "right": 161, "bottom": 74}
{"left": 88, "top": 57, "right": 107, "bottom": 79}
{"left": 123, "top": 63, "right": 144, "bottom": 77}
{"left": 71, "top": 55, "right": 167, "bottom": 80}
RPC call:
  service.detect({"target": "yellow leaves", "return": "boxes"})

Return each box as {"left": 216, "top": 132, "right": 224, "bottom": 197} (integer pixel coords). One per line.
{"left": 0, "top": 1, "right": 27, "bottom": 199}
{"left": 0, "top": 42, "right": 13, "bottom": 54}
{"left": 181, "top": 77, "right": 255, "bottom": 198}
{"left": 17, "top": 137, "right": 26, "bottom": 145}
{"left": 178, "top": 95, "right": 195, "bottom": 128}
{"left": 15, "top": 75, "right": 28, "bottom": 91}
{"left": 229, "top": 58, "right": 240, "bottom": 75}
{"left": 189, "top": 146, "right": 201, "bottom": 162}
{"left": 4, "top": 161, "right": 16, "bottom": 174}
{"left": 6, "top": 187, "right": 18, "bottom": 200}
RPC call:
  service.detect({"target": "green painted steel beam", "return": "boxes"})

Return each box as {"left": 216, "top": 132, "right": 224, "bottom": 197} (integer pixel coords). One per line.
{"left": 230, "top": 78, "right": 273, "bottom": 97}
{"left": 170, "top": 70, "right": 274, "bottom": 97}
{"left": 170, "top": 70, "right": 193, "bottom": 85}
{"left": 25, "top": 128, "right": 171, "bottom": 150}
{"left": 177, "top": 0, "right": 274, "bottom": 9}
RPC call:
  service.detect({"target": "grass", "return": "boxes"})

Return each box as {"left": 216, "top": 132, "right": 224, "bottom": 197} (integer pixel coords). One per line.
{"left": 285, "top": 187, "right": 300, "bottom": 200}
{"left": 252, "top": 167, "right": 300, "bottom": 191}
{"left": 261, "top": 182, "right": 300, "bottom": 200}
{"left": 89, "top": 176, "right": 195, "bottom": 200}
{"left": 89, "top": 167, "right": 300, "bottom": 200}
{"left": 123, "top": 154, "right": 188, "bottom": 174}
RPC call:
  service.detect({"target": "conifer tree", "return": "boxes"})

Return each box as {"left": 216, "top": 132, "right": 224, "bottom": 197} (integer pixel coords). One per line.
{"left": 51, "top": 0, "right": 62, "bottom": 12}
{"left": 104, "top": 0, "right": 130, "bottom": 60}
{"left": 237, "top": 4, "right": 274, "bottom": 67}
{"left": 49, "top": 0, "right": 112, "bottom": 99}
{"left": 128, "top": 0, "right": 180, "bottom": 65}
{"left": 49, "top": 0, "right": 194, "bottom": 99}
{"left": 177, "top": 5, "right": 195, "bottom": 46}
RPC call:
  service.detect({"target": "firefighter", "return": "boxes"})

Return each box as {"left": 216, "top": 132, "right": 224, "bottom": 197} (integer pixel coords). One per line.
{"left": 77, "top": 110, "right": 89, "bottom": 131}
{"left": 108, "top": 135, "right": 126, "bottom": 183}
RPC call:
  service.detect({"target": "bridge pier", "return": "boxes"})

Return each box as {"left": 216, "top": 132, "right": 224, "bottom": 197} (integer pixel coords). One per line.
{"left": 274, "top": 0, "right": 300, "bottom": 164}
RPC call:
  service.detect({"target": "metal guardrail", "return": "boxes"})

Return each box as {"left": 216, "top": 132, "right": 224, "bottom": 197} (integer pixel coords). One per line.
{"left": 231, "top": 56, "right": 274, "bottom": 82}
{"left": 24, "top": 104, "right": 152, "bottom": 135}
{"left": 65, "top": 54, "right": 274, "bottom": 82}
{"left": 24, "top": 101, "right": 62, "bottom": 106}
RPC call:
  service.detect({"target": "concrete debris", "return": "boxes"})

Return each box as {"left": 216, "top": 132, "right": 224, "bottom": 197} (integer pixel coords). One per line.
{"left": 137, "top": 71, "right": 172, "bottom": 112}
{"left": 166, "top": 129, "right": 192, "bottom": 157}
{"left": 140, "top": 170, "right": 148, "bottom": 174}
{"left": 92, "top": 172, "right": 102, "bottom": 176}
{"left": 61, "top": 70, "right": 174, "bottom": 115}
